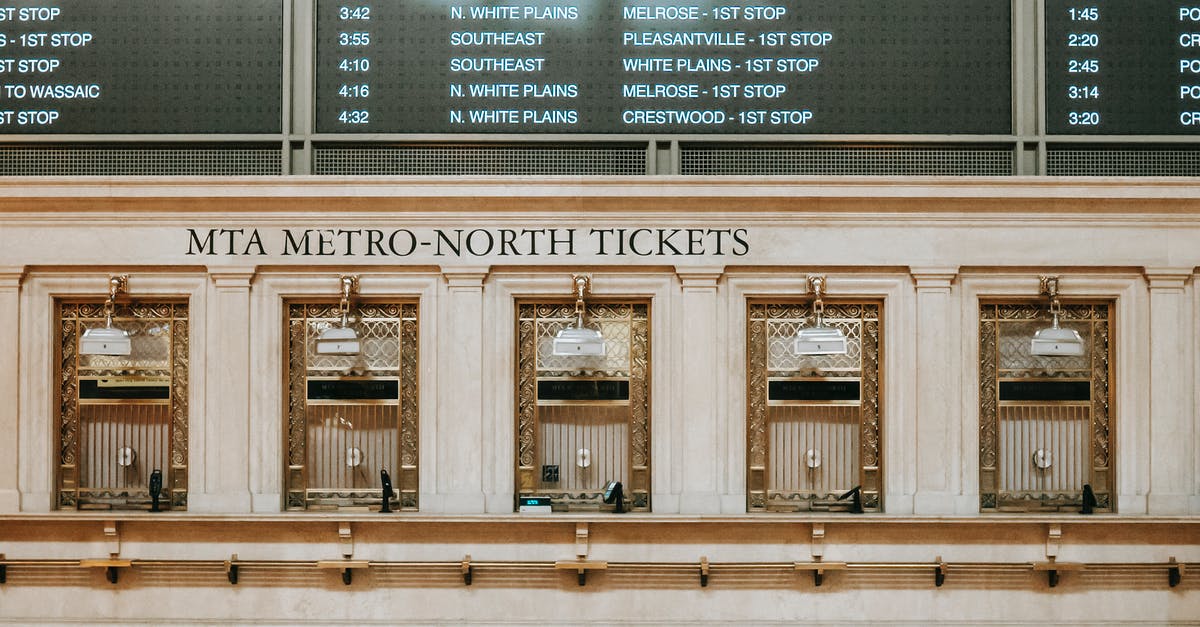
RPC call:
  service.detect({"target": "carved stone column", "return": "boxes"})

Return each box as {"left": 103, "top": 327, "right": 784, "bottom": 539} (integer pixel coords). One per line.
{"left": 191, "top": 268, "right": 255, "bottom": 512}
{"left": 0, "top": 267, "right": 22, "bottom": 511}
{"left": 910, "top": 267, "right": 969, "bottom": 514}
{"left": 676, "top": 267, "right": 725, "bottom": 513}
{"left": 435, "top": 269, "right": 488, "bottom": 513}
{"left": 1144, "top": 269, "right": 1195, "bottom": 514}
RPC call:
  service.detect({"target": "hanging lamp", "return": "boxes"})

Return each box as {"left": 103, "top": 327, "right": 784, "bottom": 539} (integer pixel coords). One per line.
{"left": 552, "top": 274, "right": 606, "bottom": 357}
{"left": 793, "top": 275, "right": 849, "bottom": 356}
{"left": 1030, "top": 276, "right": 1084, "bottom": 357}
{"left": 80, "top": 275, "right": 132, "bottom": 356}
{"left": 316, "top": 275, "right": 362, "bottom": 356}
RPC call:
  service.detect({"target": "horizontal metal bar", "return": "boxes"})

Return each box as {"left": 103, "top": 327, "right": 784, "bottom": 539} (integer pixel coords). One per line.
{"left": 0, "top": 560, "right": 81, "bottom": 567}
{"left": 0, "top": 558, "right": 1193, "bottom": 574}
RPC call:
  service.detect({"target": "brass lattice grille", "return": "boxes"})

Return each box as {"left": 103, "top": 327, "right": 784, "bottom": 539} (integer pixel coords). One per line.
{"left": 979, "top": 302, "right": 1113, "bottom": 512}
{"left": 747, "top": 301, "right": 882, "bottom": 512}
{"left": 286, "top": 302, "right": 419, "bottom": 511}
{"left": 57, "top": 301, "right": 189, "bottom": 510}
{"left": 516, "top": 301, "right": 650, "bottom": 511}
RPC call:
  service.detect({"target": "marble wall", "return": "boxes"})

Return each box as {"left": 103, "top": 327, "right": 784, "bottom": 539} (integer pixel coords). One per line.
{"left": 0, "top": 178, "right": 1198, "bottom": 624}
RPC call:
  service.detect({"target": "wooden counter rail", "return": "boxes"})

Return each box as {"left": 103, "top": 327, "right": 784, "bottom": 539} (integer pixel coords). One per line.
{"left": 0, "top": 553, "right": 1189, "bottom": 589}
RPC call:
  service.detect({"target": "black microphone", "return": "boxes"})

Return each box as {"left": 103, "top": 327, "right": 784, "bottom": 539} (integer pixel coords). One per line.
{"left": 1081, "top": 484, "right": 1097, "bottom": 515}
{"left": 149, "top": 469, "right": 163, "bottom": 512}
{"left": 837, "top": 485, "right": 863, "bottom": 514}
{"left": 380, "top": 469, "right": 394, "bottom": 513}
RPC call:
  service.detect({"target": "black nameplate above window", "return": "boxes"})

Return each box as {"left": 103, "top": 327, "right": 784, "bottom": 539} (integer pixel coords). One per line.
{"left": 537, "top": 380, "right": 630, "bottom": 402}
{"left": 769, "top": 380, "right": 861, "bottom": 402}
{"left": 307, "top": 379, "right": 398, "bottom": 401}
{"left": 80, "top": 379, "right": 170, "bottom": 400}
{"left": 999, "top": 381, "right": 1091, "bottom": 402}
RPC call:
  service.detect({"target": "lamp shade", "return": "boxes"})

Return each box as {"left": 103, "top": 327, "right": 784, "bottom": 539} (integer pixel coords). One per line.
{"left": 552, "top": 326, "right": 606, "bottom": 356}
{"left": 793, "top": 326, "right": 848, "bottom": 356}
{"left": 1029, "top": 326, "right": 1084, "bottom": 356}
{"left": 316, "top": 326, "right": 361, "bottom": 355}
{"left": 80, "top": 326, "right": 132, "bottom": 356}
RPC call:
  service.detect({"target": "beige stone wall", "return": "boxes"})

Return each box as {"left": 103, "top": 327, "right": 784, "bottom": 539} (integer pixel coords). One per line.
{"left": 0, "top": 178, "right": 1198, "bottom": 623}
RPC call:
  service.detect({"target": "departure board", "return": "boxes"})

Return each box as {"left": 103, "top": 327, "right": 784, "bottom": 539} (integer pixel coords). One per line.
{"left": 0, "top": 1, "right": 282, "bottom": 134}
{"left": 1046, "top": 1, "right": 1200, "bottom": 135}
{"left": 315, "top": 1, "right": 1012, "bottom": 134}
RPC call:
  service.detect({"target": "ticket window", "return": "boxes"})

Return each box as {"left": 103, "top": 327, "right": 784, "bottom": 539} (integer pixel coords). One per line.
{"left": 746, "top": 299, "right": 883, "bottom": 512}
{"left": 978, "top": 299, "right": 1114, "bottom": 512}
{"left": 515, "top": 298, "right": 651, "bottom": 512}
{"left": 285, "top": 299, "right": 419, "bottom": 511}
{"left": 56, "top": 282, "right": 189, "bottom": 510}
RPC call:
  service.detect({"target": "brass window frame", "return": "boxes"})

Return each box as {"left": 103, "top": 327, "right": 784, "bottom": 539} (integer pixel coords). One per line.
{"left": 515, "top": 298, "right": 651, "bottom": 512}
{"left": 55, "top": 298, "right": 189, "bottom": 511}
{"left": 746, "top": 298, "right": 883, "bottom": 513}
{"left": 284, "top": 299, "right": 420, "bottom": 511}
{"left": 978, "top": 299, "right": 1115, "bottom": 513}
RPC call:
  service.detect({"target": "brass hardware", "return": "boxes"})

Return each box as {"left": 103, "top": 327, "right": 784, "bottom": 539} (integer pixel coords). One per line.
{"left": 935, "top": 556, "right": 947, "bottom": 587}
{"left": 1033, "top": 559, "right": 1084, "bottom": 588}
{"left": 337, "top": 275, "right": 359, "bottom": 328}
{"left": 700, "top": 556, "right": 710, "bottom": 587}
{"left": 101, "top": 275, "right": 129, "bottom": 329}
{"left": 317, "top": 559, "right": 369, "bottom": 586}
{"left": 795, "top": 560, "right": 848, "bottom": 587}
{"left": 80, "top": 558, "right": 132, "bottom": 585}
{"left": 225, "top": 553, "right": 238, "bottom": 585}
{"left": 555, "top": 560, "right": 608, "bottom": 586}
{"left": 1039, "top": 276, "right": 1063, "bottom": 317}
{"left": 571, "top": 275, "right": 590, "bottom": 328}
{"left": 462, "top": 554, "right": 472, "bottom": 586}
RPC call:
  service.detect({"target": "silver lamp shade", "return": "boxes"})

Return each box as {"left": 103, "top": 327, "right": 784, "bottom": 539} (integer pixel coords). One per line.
{"left": 793, "top": 325, "right": 848, "bottom": 356}
{"left": 1030, "top": 324, "right": 1084, "bottom": 356}
{"left": 80, "top": 325, "right": 132, "bottom": 356}
{"left": 316, "top": 325, "right": 361, "bottom": 356}
{"left": 552, "top": 326, "right": 606, "bottom": 356}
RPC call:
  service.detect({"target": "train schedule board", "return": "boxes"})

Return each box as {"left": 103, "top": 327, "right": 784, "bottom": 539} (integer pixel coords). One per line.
{"left": 316, "top": 0, "right": 1012, "bottom": 134}
{"left": 0, "top": 1, "right": 283, "bottom": 134}
{"left": 1046, "top": 0, "right": 1200, "bottom": 134}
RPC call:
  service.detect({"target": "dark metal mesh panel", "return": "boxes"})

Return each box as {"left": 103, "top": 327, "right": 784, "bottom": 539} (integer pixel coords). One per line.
{"left": 0, "top": 146, "right": 281, "bottom": 175}
{"left": 1047, "top": 148, "right": 1200, "bottom": 176}
{"left": 681, "top": 146, "right": 1014, "bottom": 176}
{"left": 314, "top": 145, "right": 646, "bottom": 175}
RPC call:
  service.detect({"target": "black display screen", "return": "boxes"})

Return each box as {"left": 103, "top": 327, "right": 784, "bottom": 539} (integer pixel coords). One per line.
{"left": 0, "top": 1, "right": 282, "bottom": 134}
{"left": 1046, "top": 0, "right": 1200, "bottom": 134}
{"left": 315, "top": 0, "right": 1012, "bottom": 134}
{"left": 768, "top": 380, "right": 861, "bottom": 402}
{"left": 999, "top": 380, "right": 1091, "bottom": 402}
{"left": 307, "top": 379, "right": 399, "bottom": 401}
{"left": 537, "top": 379, "right": 630, "bottom": 401}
